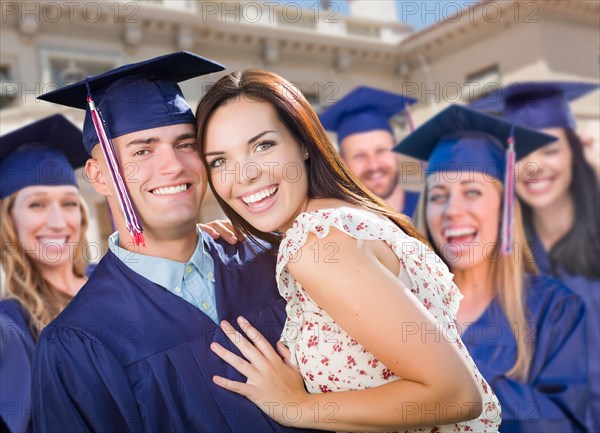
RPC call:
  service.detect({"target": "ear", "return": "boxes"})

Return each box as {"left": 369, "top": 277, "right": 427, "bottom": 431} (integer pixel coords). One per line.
{"left": 85, "top": 158, "right": 112, "bottom": 197}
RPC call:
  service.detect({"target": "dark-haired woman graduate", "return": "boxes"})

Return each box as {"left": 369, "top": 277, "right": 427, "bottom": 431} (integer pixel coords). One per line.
{"left": 471, "top": 81, "right": 600, "bottom": 433}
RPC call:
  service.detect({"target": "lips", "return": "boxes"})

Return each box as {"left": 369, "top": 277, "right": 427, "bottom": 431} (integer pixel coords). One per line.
{"left": 37, "top": 236, "right": 69, "bottom": 247}
{"left": 238, "top": 184, "right": 279, "bottom": 212}
{"left": 150, "top": 183, "right": 190, "bottom": 195}
{"left": 442, "top": 226, "right": 477, "bottom": 244}
{"left": 522, "top": 177, "right": 554, "bottom": 195}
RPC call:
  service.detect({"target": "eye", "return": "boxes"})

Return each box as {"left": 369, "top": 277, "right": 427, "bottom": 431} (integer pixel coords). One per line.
{"left": 255, "top": 141, "right": 275, "bottom": 152}
{"left": 428, "top": 193, "right": 447, "bottom": 204}
{"left": 28, "top": 202, "right": 44, "bottom": 209}
{"left": 177, "top": 142, "right": 197, "bottom": 150}
{"left": 63, "top": 201, "right": 79, "bottom": 208}
{"left": 543, "top": 147, "right": 560, "bottom": 156}
{"left": 134, "top": 149, "right": 150, "bottom": 157}
{"left": 208, "top": 157, "right": 226, "bottom": 169}
{"left": 465, "top": 189, "right": 482, "bottom": 198}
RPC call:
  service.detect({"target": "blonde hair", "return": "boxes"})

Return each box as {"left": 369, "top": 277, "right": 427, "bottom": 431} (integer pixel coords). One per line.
{"left": 414, "top": 178, "right": 538, "bottom": 381}
{"left": 0, "top": 192, "right": 90, "bottom": 337}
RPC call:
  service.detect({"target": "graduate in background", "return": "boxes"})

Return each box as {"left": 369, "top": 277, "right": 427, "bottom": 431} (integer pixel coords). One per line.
{"left": 394, "top": 104, "right": 589, "bottom": 433}
{"left": 0, "top": 115, "right": 93, "bottom": 433}
{"left": 320, "top": 86, "right": 421, "bottom": 216}
{"left": 30, "top": 53, "right": 320, "bottom": 433}
{"left": 471, "top": 82, "right": 600, "bottom": 433}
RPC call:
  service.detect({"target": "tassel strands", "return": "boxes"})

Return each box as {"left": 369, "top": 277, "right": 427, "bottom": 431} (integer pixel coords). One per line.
{"left": 85, "top": 80, "right": 145, "bottom": 247}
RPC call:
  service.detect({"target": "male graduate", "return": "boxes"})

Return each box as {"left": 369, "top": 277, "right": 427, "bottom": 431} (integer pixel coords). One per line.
{"left": 319, "top": 86, "right": 420, "bottom": 216}
{"left": 30, "top": 52, "right": 320, "bottom": 433}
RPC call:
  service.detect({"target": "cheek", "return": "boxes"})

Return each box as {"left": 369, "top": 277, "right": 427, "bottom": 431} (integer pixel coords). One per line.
{"left": 425, "top": 206, "right": 443, "bottom": 240}
{"left": 210, "top": 171, "right": 233, "bottom": 201}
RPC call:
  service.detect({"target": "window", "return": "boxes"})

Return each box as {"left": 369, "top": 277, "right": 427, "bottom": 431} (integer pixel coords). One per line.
{"left": 465, "top": 65, "right": 501, "bottom": 102}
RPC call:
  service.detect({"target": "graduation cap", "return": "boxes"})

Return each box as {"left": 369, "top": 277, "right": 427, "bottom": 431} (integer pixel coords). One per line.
{"left": 469, "top": 81, "right": 599, "bottom": 130}
{"left": 37, "top": 51, "right": 225, "bottom": 246}
{"left": 319, "top": 86, "right": 417, "bottom": 143}
{"left": 0, "top": 114, "right": 86, "bottom": 199}
{"left": 393, "top": 104, "right": 557, "bottom": 255}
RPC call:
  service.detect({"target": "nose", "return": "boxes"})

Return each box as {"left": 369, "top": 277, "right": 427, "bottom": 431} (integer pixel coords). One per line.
{"left": 443, "top": 192, "right": 466, "bottom": 219}
{"left": 47, "top": 202, "right": 68, "bottom": 230}
{"left": 238, "top": 157, "right": 262, "bottom": 185}
{"left": 158, "top": 146, "right": 185, "bottom": 177}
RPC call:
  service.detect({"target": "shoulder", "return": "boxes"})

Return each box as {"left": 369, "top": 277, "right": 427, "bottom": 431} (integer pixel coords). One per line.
{"left": 526, "top": 274, "right": 585, "bottom": 322}
{"left": 0, "top": 299, "right": 33, "bottom": 338}
{"left": 202, "top": 230, "right": 275, "bottom": 267}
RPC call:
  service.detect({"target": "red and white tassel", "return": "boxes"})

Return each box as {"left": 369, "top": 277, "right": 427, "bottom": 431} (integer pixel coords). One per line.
{"left": 85, "top": 82, "right": 145, "bottom": 247}
{"left": 500, "top": 129, "right": 516, "bottom": 256}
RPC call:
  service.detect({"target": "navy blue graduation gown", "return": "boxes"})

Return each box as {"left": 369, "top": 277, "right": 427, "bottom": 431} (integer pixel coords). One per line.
{"left": 402, "top": 190, "right": 420, "bottom": 217}
{"left": 462, "top": 274, "right": 588, "bottom": 432}
{"left": 1, "top": 300, "right": 35, "bottom": 433}
{"left": 0, "top": 263, "right": 98, "bottom": 433}
{"left": 31, "top": 234, "right": 320, "bottom": 433}
{"left": 529, "top": 230, "right": 599, "bottom": 433}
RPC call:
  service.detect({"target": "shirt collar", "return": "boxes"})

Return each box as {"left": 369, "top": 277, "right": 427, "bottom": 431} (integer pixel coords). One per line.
{"left": 108, "top": 226, "right": 215, "bottom": 290}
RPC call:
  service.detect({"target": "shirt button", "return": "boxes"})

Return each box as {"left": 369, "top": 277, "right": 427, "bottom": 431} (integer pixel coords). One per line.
{"left": 185, "top": 265, "right": 192, "bottom": 273}
{"left": 207, "top": 271, "right": 214, "bottom": 280}
{"left": 174, "top": 287, "right": 181, "bottom": 293}
{"left": 202, "top": 302, "right": 210, "bottom": 310}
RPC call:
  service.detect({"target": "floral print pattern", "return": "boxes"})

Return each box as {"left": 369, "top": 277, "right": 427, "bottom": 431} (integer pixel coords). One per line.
{"left": 276, "top": 207, "right": 501, "bottom": 433}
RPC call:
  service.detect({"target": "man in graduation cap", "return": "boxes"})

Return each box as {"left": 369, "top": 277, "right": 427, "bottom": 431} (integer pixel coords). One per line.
{"left": 30, "top": 52, "right": 321, "bottom": 433}
{"left": 319, "top": 86, "right": 421, "bottom": 216}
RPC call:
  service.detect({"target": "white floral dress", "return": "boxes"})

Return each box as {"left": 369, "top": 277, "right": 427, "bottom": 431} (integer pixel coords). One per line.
{"left": 276, "top": 207, "right": 501, "bottom": 433}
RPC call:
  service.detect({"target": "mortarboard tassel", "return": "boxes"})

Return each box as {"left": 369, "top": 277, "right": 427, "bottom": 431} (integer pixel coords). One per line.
{"left": 85, "top": 80, "right": 145, "bottom": 247}
{"left": 500, "top": 126, "right": 516, "bottom": 256}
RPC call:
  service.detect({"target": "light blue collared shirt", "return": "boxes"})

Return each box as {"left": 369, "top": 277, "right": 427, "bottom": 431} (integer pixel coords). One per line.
{"left": 108, "top": 228, "right": 218, "bottom": 323}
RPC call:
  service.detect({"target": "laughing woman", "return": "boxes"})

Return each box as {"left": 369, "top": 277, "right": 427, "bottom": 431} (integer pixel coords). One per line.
{"left": 0, "top": 115, "right": 93, "bottom": 433}
{"left": 194, "top": 69, "right": 503, "bottom": 432}
{"left": 471, "top": 82, "right": 600, "bottom": 433}
{"left": 395, "top": 104, "right": 589, "bottom": 433}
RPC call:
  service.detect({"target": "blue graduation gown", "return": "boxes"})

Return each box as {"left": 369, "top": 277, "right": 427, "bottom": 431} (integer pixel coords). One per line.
{"left": 0, "top": 263, "right": 98, "bottom": 433}
{"left": 462, "top": 274, "right": 588, "bottom": 432}
{"left": 402, "top": 190, "right": 420, "bottom": 217}
{"left": 529, "top": 230, "right": 599, "bottom": 433}
{"left": 0, "top": 300, "right": 35, "bottom": 433}
{"left": 31, "top": 234, "right": 320, "bottom": 433}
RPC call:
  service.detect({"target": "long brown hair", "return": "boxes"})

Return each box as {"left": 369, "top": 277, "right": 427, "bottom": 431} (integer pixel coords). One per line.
{"left": 415, "top": 179, "right": 538, "bottom": 380}
{"left": 195, "top": 69, "right": 426, "bottom": 249}
{"left": 521, "top": 128, "right": 600, "bottom": 279}
{"left": 0, "top": 192, "right": 90, "bottom": 337}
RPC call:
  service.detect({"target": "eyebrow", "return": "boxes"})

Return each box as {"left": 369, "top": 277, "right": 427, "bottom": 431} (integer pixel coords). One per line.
{"left": 125, "top": 133, "right": 197, "bottom": 147}
{"left": 204, "top": 130, "right": 275, "bottom": 157}
{"left": 23, "top": 191, "right": 79, "bottom": 199}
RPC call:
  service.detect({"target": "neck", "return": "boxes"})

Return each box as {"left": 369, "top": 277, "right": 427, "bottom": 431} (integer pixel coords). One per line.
{"left": 384, "top": 184, "right": 405, "bottom": 211}
{"left": 531, "top": 192, "right": 575, "bottom": 249}
{"left": 118, "top": 223, "right": 199, "bottom": 263}
{"left": 38, "top": 263, "right": 83, "bottom": 297}
{"left": 452, "top": 260, "right": 493, "bottom": 298}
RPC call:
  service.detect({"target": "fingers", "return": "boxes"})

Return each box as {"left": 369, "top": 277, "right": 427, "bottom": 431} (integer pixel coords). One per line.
{"left": 237, "top": 317, "right": 279, "bottom": 361}
{"left": 212, "top": 374, "right": 251, "bottom": 397}
{"left": 277, "top": 342, "right": 300, "bottom": 372}
{"left": 219, "top": 320, "right": 268, "bottom": 367}
{"left": 214, "top": 220, "right": 238, "bottom": 244}
{"left": 210, "top": 342, "right": 254, "bottom": 377}
{"left": 199, "top": 223, "right": 220, "bottom": 239}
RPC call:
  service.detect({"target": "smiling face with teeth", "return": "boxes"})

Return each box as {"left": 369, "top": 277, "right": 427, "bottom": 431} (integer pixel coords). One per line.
{"left": 11, "top": 185, "right": 83, "bottom": 268}
{"left": 425, "top": 171, "right": 502, "bottom": 270}
{"left": 340, "top": 129, "right": 400, "bottom": 200}
{"left": 516, "top": 127, "right": 573, "bottom": 210}
{"left": 204, "top": 98, "right": 309, "bottom": 234}
{"left": 87, "top": 123, "right": 206, "bottom": 249}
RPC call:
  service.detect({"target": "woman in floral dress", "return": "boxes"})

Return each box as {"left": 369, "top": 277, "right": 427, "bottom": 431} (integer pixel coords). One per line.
{"left": 196, "top": 69, "right": 503, "bottom": 432}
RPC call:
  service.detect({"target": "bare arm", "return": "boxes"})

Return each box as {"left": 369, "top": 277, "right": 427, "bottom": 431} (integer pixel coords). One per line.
{"left": 212, "top": 229, "right": 483, "bottom": 431}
